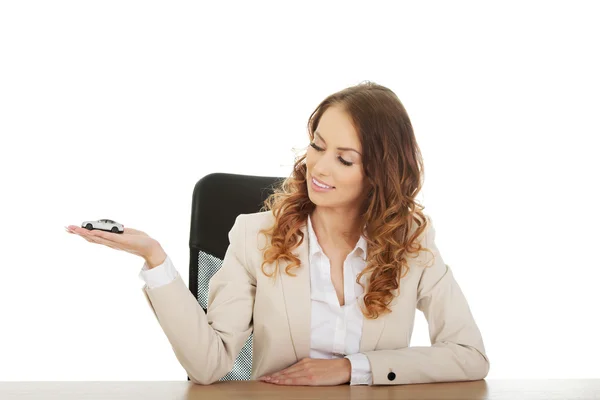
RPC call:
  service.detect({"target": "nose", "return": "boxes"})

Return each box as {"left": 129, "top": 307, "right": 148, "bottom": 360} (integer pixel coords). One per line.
{"left": 311, "top": 154, "right": 332, "bottom": 178}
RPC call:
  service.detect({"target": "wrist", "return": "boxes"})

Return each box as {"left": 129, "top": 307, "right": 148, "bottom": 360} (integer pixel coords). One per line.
{"left": 145, "top": 243, "right": 167, "bottom": 269}
{"left": 343, "top": 357, "right": 352, "bottom": 383}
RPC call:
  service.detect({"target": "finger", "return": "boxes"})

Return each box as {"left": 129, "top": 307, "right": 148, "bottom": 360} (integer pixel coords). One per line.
{"left": 271, "top": 368, "right": 300, "bottom": 379}
{"left": 67, "top": 227, "right": 109, "bottom": 244}
{"left": 270, "top": 361, "right": 306, "bottom": 378}
{"left": 67, "top": 226, "right": 145, "bottom": 236}
{"left": 124, "top": 227, "right": 146, "bottom": 235}
{"left": 273, "top": 367, "right": 310, "bottom": 380}
{"left": 80, "top": 232, "right": 122, "bottom": 251}
{"left": 79, "top": 234, "right": 97, "bottom": 244}
{"left": 79, "top": 233, "right": 98, "bottom": 243}
{"left": 65, "top": 226, "right": 80, "bottom": 234}
{"left": 271, "top": 375, "right": 314, "bottom": 386}
{"left": 68, "top": 226, "right": 92, "bottom": 235}
{"left": 85, "top": 228, "right": 126, "bottom": 244}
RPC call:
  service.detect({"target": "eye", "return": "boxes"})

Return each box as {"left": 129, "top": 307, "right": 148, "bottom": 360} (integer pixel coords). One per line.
{"left": 310, "top": 142, "right": 353, "bottom": 166}
{"left": 338, "top": 157, "right": 353, "bottom": 166}
{"left": 309, "top": 142, "right": 324, "bottom": 151}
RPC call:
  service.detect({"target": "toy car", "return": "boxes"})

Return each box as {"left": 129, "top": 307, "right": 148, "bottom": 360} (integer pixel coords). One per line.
{"left": 81, "top": 219, "right": 124, "bottom": 234}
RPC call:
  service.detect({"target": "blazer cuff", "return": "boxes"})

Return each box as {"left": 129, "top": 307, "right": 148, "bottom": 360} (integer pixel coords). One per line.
{"left": 139, "top": 254, "right": 178, "bottom": 289}
{"left": 344, "top": 353, "right": 373, "bottom": 385}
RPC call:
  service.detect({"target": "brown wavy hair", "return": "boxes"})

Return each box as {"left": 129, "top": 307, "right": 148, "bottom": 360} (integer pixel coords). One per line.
{"left": 258, "top": 81, "right": 434, "bottom": 319}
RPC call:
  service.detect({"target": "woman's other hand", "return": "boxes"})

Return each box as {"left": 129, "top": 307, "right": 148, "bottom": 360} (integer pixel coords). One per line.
{"left": 258, "top": 358, "right": 351, "bottom": 386}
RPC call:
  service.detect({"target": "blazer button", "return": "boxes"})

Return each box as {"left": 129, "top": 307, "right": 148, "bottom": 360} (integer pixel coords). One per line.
{"left": 387, "top": 372, "right": 396, "bottom": 381}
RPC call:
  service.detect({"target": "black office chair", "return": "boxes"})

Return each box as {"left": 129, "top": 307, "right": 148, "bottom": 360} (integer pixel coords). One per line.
{"left": 186, "top": 172, "right": 285, "bottom": 381}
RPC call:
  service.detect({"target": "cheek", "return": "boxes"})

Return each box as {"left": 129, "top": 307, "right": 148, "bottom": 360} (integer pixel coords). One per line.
{"left": 335, "top": 169, "right": 364, "bottom": 190}
{"left": 305, "top": 159, "right": 314, "bottom": 174}
{"left": 305, "top": 152, "right": 317, "bottom": 173}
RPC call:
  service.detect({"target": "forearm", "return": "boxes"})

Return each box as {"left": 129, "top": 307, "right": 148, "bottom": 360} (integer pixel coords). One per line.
{"left": 364, "top": 343, "right": 489, "bottom": 385}
{"left": 143, "top": 271, "right": 238, "bottom": 385}
{"left": 144, "top": 242, "right": 167, "bottom": 269}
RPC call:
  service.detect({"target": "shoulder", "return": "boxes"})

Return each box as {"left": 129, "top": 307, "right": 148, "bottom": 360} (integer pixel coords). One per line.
{"left": 234, "top": 211, "right": 276, "bottom": 246}
{"left": 233, "top": 211, "right": 277, "bottom": 263}
{"left": 236, "top": 210, "right": 276, "bottom": 230}
{"left": 407, "top": 212, "right": 434, "bottom": 243}
{"left": 404, "top": 212, "right": 436, "bottom": 267}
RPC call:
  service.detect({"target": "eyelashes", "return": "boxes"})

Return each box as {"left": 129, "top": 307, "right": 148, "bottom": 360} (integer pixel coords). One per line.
{"left": 309, "top": 142, "right": 353, "bottom": 166}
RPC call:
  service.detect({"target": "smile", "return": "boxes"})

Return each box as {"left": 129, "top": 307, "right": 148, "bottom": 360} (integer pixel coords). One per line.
{"left": 311, "top": 177, "right": 334, "bottom": 190}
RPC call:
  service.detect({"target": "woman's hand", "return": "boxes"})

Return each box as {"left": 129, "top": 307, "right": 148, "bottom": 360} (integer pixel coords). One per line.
{"left": 65, "top": 224, "right": 163, "bottom": 264}
{"left": 258, "top": 358, "right": 351, "bottom": 386}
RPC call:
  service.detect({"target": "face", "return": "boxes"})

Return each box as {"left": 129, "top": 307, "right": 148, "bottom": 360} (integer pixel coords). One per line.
{"left": 306, "top": 105, "right": 367, "bottom": 212}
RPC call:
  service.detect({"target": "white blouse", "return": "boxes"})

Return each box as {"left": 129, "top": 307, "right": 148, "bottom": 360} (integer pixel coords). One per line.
{"left": 139, "top": 214, "right": 373, "bottom": 385}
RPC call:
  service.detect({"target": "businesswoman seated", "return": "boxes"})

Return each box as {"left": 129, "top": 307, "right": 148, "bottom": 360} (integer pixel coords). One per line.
{"left": 66, "top": 81, "right": 490, "bottom": 386}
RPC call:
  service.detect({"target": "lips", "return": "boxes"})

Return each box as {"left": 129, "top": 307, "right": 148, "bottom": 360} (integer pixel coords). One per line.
{"left": 312, "top": 177, "right": 334, "bottom": 189}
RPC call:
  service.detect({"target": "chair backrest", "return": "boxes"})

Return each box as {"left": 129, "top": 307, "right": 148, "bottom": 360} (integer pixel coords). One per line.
{"left": 187, "top": 172, "right": 284, "bottom": 381}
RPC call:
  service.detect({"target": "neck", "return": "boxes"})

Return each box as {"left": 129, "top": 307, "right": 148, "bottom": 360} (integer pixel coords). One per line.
{"left": 310, "top": 206, "right": 362, "bottom": 250}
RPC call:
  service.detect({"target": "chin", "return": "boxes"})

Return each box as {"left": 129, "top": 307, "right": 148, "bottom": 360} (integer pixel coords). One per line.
{"left": 307, "top": 188, "right": 325, "bottom": 206}
{"left": 307, "top": 192, "right": 336, "bottom": 208}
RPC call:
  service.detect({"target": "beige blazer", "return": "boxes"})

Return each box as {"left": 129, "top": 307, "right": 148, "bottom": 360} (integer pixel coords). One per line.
{"left": 142, "top": 210, "right": 490, "bottom": 385}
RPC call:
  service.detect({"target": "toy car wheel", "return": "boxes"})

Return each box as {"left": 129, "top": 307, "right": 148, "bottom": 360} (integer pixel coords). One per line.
{"left": 111, "top": 227, "right": 119, "bottom": 233}
{"left": 85, "top": 224, "right": 93, "bottom": 230}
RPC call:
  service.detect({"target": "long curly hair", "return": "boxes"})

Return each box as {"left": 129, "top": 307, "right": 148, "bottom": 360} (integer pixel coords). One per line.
{"left": 258, "top": 81, "right": 434, "bottom": 319}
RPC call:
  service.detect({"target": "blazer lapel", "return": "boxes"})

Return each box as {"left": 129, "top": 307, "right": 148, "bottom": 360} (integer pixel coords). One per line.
{"left": 279, "top": 222, "right": 311, "bottom": 362}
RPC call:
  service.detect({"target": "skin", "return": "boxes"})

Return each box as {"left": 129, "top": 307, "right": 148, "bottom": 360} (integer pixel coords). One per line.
{"left": 306, "top": 104, "right": 368, "bottom": 307}
{"left": 259, "top": 105, "right": 370, "bottom": 386}
{"left": 65, "top": 105, "right": 369, "bottom": 386}
{"left": 64, "top": 225, "right": 166, "bottom": 268}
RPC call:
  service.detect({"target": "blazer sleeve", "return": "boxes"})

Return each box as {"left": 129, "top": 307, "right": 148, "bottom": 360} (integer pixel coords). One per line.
{"left": 141, "top": 214, "right": 256, "bottom": 385}
{"left": 362, "top": 215, "right": 490, "bottom": 385}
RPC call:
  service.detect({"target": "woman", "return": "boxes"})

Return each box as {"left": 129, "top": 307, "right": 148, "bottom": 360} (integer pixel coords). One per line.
{"left": 65, "top": 81, "right": 489, "bottom": 386}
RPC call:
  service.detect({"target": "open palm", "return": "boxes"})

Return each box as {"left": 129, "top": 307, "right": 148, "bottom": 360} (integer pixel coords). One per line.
{"left": 65, "top": 225, "right": 158, "bottom": 260}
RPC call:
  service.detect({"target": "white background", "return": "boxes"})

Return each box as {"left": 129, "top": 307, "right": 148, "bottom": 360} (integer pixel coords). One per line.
{"left": 1, "top": 0, "right": 599, "bottom": 381}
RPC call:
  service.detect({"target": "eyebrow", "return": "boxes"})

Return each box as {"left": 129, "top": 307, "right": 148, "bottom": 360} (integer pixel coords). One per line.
{"left": 314, "top": 131, "right": 362, "bottom": 156}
